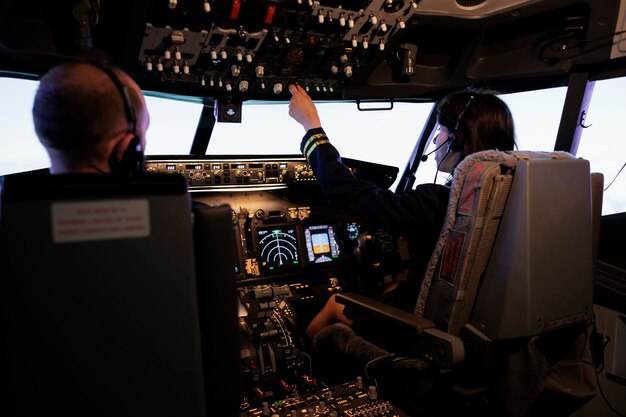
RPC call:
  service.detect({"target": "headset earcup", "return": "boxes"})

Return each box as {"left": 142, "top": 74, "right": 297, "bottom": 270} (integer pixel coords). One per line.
{"left": 120, "top": 136, "right": 145, "bottom": 174}
{"left": 109, "top": 136, "right": 144, "bottom": 176}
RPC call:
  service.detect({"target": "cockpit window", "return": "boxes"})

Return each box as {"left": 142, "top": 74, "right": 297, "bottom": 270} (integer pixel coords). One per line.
{"left": 0, "top": 78, "right": 202, "bottom": 175}
{"left": 0, "top": 77, "right": 47, "bottom": 175}
{"left": 577, "top": 76, "right": 626, "bottom": 215}
{"left": 1, "top": 74, "right": 624, "bottom": 216}
{"left": 143, "top": 95, "right": 203, "bottom": 156}
{"left": 208, "top": 100, "right": 433, "bottom": 191}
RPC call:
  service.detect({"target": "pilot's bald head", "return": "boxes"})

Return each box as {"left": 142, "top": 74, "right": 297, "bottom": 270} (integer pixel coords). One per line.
{"left": 32, "top": 61, "right": 148, "bottom": 172}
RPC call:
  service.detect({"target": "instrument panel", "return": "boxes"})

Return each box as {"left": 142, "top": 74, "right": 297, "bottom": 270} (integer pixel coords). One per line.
{"left": 146, "top": 156, "right": 316, "bottom": 189}
{"left": 135, "top": 0, "right": 422, "bottom": 100}
{"left": 147, "top": 154, "right": 397, "bottom": 283}
{"left": 149, "top": 154, "right": 407, "bottom": 413}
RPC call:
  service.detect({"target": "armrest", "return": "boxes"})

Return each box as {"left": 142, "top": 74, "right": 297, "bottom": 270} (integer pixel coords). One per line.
{"left": 336, "top": 293, "right": 465, "bottom": 369}
{"left": 335, "top": 292, "right": 436, "bottom": 335}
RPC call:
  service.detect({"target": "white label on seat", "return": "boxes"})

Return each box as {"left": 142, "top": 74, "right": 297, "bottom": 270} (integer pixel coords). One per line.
{"left": 52, "top": 199, "right": 150, "bottom": 243}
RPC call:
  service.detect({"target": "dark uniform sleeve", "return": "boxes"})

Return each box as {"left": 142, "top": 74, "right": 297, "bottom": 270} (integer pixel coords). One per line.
{"left": 301, "top": 128, "right": 450, "bottom": 312}
{"left": 301, "top": 128, "right": 449, "bottom": 243}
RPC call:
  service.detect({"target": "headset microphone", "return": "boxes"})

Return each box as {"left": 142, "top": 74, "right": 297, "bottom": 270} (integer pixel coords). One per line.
{"left": 421, "top": 138, "right": 452, "bottom": 162}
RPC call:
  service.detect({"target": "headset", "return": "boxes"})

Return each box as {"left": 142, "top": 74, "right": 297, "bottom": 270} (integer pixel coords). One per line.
{"left": 421, "top": 94, "right": 475, "bottom": 162}
{"left": 447, "top": 94, "right": 474, "bottom": 152}
{"left": 89, "top": 60, "right": 145, "bottom": 176}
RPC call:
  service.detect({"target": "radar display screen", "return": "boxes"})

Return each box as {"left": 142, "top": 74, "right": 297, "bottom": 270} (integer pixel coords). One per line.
{"left": 257, "top": 226, "right": 300, "bottom": 271}
{"left": 304, "top": 224, "right": 341, "bottom": 264}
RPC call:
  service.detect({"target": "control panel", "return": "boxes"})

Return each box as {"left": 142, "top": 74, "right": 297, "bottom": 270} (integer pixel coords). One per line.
{"left": 240, "top": 380, "right": 409, "bottom": 416}
{"left": 146, "top": 156, "right": 316, "bottom": 190}
{"left": 171, "top": 154, "right": 407, "bottom": 415}
{"left": 238, "top": 283, "right": 409, "bottom": 417}
{"left": 135, "top": 0, "right": 420, "bottom": 99}
{"left": 146, "top": 155, "right": 397, "bottom": 191}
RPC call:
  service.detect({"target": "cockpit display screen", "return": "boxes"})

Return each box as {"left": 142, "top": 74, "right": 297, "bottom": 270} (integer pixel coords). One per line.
{"left": 304, "top": 224, "right": 341, "bottom": 264}
{"left": 257, "top": 226, "right": 300, "bottom": 271}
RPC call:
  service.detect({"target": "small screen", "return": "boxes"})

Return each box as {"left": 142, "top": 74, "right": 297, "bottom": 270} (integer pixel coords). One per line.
{"left": 165, "top": 164, "right": 177, "bottom": 171}
{"left": 257, "top": 226, "right": 300, "bottom": 271}
{"left": 346, "top": 222, "right": 360, "bottom": 240}
{"left": 304, "top": 224, "right": 341, "bottom": 264}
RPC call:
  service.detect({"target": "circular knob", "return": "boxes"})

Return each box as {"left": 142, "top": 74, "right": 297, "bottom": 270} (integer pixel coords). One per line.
{"left": 368, "top": 385, "right": 378, "bottom": 400}
{"left": 344, "top": 66, "right": 353, "bottom": 77}
{"left": 255, "top": 65, "right": 265, "bottom": 78}
{"left": 239, "top": 80, "right": 249, "bottom": 92}
{"left": 273, "top": 83, "right": 283, "bottom": 94}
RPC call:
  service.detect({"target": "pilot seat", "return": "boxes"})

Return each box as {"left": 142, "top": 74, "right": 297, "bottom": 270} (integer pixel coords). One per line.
{"left": 0, "top": 171, "right": 240, "bottom": 417}
{"left": 313, "top": 150, "right": 599, "bottom": 417}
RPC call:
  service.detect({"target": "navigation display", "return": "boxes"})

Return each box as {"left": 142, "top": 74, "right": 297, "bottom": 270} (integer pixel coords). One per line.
{"left": 304, "top": 224, "right": 341, "bottom": 264}
{"left": 257, "top": 226, "right": 300, "bottom": 271}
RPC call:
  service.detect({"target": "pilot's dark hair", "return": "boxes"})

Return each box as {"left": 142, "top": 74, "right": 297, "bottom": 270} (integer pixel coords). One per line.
{"left": 437, "top": 88, "right": 516, "bottom": 157}
{"left": 32, "top": 61, "right": 141, "bottom": 165}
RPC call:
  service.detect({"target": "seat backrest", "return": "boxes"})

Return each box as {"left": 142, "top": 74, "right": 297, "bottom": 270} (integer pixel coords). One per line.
{"left": 416, "top": 150, "right": 593, "bottom": 339}
{"left": 471, "top": 153, "right": 593, "bottom": 339}
{"left": 0, "top": 172, "right": 207, "bottom": 417}
{"left": 415, "top": 150, "right": 519, "bottom": 335}
{"left": 193, "top": 204, "right": 241, "bottom": 417}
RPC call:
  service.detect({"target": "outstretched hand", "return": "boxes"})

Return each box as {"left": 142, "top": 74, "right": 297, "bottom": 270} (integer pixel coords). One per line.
{"left": 288, "top": 84, "right": 322, "bottom": 132}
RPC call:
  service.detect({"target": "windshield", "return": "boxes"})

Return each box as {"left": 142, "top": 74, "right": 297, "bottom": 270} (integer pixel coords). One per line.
{"left": 1, "top": 75, "right": 625, "bottom": 215}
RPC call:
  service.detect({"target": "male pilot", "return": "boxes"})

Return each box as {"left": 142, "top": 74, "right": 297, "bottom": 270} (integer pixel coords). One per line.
{"left": 32, "top": 61, "right": 149, "bottom": 175}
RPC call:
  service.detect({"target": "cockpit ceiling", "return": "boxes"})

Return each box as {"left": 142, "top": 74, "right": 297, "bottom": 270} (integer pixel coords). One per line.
{"left": 0, "top": 0, "right": 624, "bottom": 101}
